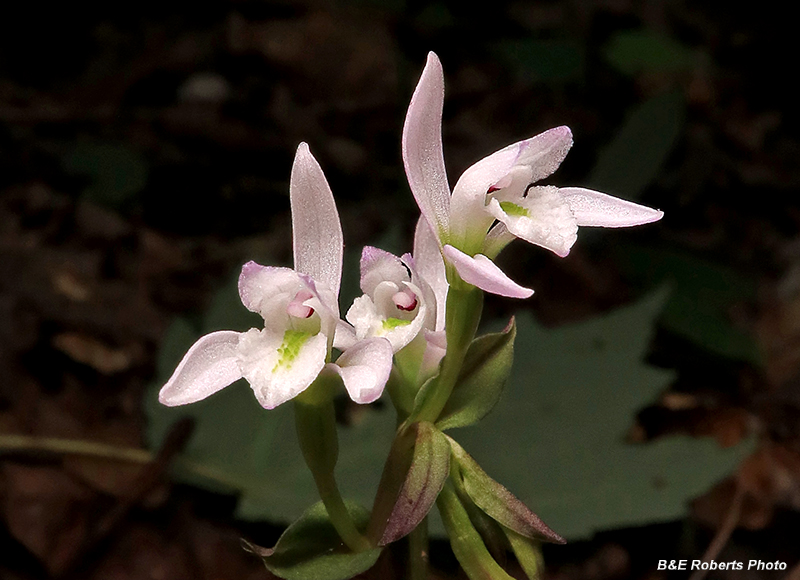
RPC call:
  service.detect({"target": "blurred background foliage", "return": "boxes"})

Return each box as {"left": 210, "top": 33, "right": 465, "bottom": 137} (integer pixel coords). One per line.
{"left": 1, "top": 1, "right": 799, "bottom": 579}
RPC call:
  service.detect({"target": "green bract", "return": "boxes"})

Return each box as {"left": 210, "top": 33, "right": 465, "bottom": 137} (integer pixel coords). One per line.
{"left": 436, "top": 319, "right": 516, "bottom": 431}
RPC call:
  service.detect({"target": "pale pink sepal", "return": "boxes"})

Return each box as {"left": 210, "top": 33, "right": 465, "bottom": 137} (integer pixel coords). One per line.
{"left": 482, "top": 223, "right": 515, "bottom": 259}
{"left": 443, "top": 245, "right": 534, "bottom": 299}
{"left": 290, "top": 143, "right": 344, "bottom": 297}
{"left": 329, "top": 338, "right": 393, "bottom": 404}
{"left": 159, "top": 331, "right": 244, "bottom": 407}
{"left": 413, "top": 217, "right": 448, "bottom": 331}
{"left": 513, "top": 126, "right": 573, "bottom": 184}
{"left": 238, "top": 262, "right": 302, "bottom": 316}
{"left": 333, "top": 320, "right": 358, "bottom": 350}
{"left": 360, "top": 246, "right": 410, "bottom": 296}
{"left": 559, "top": 187, "right": 665, "bottom": 228}
{"left": 403, "top": 52, "right": 451, "bottom": 241}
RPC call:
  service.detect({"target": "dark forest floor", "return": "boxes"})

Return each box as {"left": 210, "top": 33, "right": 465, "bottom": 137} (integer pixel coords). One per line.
{"left": 2, "top": 1, "right": 800, "bottom": 579}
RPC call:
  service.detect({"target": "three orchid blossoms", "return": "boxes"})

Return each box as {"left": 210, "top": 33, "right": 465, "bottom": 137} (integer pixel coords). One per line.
{"left": 159, "top": 52, "right": 663, "bottom": 579}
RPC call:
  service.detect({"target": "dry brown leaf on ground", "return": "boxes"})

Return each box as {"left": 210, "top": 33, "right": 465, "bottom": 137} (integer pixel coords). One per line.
{"left": 692, "top": 443, "right": 800, "bottom": 531}
{"left": 1, "top": 464, "right": 95, "bottom": 574}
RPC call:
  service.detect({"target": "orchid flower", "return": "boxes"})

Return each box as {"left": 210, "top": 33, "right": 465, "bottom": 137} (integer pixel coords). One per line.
{"left": 344, "top": 246, "right": 436, "bottom": 353}
{"left": 159, "top": 143, "right": 393, "bottom": 409}
{"left": 403, "top": 52, "right": 664, "bottom": 298}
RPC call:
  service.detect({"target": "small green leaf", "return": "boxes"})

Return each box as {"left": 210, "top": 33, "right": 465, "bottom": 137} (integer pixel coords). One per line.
{"left": 437, "top": 319, "right": 516, "bottom": 431}
{"left": 407, "top": 374, "right": 439, "bottom": 423}
{"left": 448, "top": 437, "right": 565, "bottom": 545}
{"left": 588, "top": 91, "right": 685, "bottom": 200}
{"left": 248, "top": 501, "right": 382, "bottom": 580}
{"left": 370, "top": 422, "right": 450, "bottom": 545}
{"left": 504, "top": 528, "right": 544, "bottom": 580}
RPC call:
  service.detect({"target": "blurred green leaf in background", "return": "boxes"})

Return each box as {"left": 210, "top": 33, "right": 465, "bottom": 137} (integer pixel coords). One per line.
{"left": 604, "top": 29, "right": 697, "bottom": 77}
{"left": 455, "top": 289, "right": 753, "bottom": 539}
{"left": 495, "top": 38, "right": 585, "bottom": 84}
{"left": 62, "top": 141, "right": 149, "bottom": 209}
{"left": 617, "top": 246, "right": 761, "bottom": 365}
{"left": 588, "top": 91, "right": 685, "bottom": 201}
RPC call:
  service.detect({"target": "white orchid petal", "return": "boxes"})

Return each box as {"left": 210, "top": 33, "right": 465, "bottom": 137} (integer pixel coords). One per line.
{"left": 513, "top": 125, "right": 573, "bottom": 183}
{"left": 238, "top": 328, "right": 327, "bottom": 409}
{"left": 333, "top": 320, "right": 358, "bottom": 350}
{"left": 385, "top": 283, "right": 428, "bottom": 352}
{"left": 360, "top": 246, "right": 409, "bottom": 296}
{"left": 413, "top": 217, "right": 448, "bottom": 330}
{"left": 559, "top": 187, "right": 664, "bottom": 228}
{"left": 450, "top": 126, "right": 574, "bottom": 242}
{"left": 486, "top": 187, "right": 578, "bottom": 258}
{"left": 443, "top": 245, "right": 534, "bottom": 299}
{"left": 345, "top": 295, "right": 380, "bottom": 341}
{"left": 482, "top": 223, "right": 515, "bottom": 258}
{"left": 238, "top": 262, "right": 302, "bottom": 319}
{"left": 290, "top": 143, "right": 344, "bottom": 297}
{"left": 403, "top": 52, "right": 451, "bottom": 240}
{"left": 330, "top": 338, "right": 393, "bottom": 404}
{"left": 159, "top": 331, "right": 243, "bottom": 407}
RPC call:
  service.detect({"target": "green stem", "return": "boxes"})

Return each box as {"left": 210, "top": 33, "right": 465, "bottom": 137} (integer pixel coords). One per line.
{"left": 310, "top": 464, "right": 372, "bottom": 553}
{"left": 437, "top": 481, "right": 515, "bottom": 580}
{"left": 415, "top": 285, "right": 483, "bottom": 423}
{"left": 385, "top": 366, "right": 415, "bottom": 422}
{"left": 0, "top": 433, "right": 248, "bottom": 490}
{"left": 408, "top": 516, "right": 429, "bottom": 580}
{"left": 505, "top": 528, "right": 544, "bottom": 580}
{"left": 295, "top": 379, "right": 372, "bottom": 553}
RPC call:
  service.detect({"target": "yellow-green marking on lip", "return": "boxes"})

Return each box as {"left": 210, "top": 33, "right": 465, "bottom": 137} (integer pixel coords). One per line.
{"left": 274, "top": 330, "right": 311, "bottom": 371}
{"left": 383, "top": 317, "right": 412, "bottom": 331}
{"left": 499, "top": 201, "right": 529, "bottom": 217}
